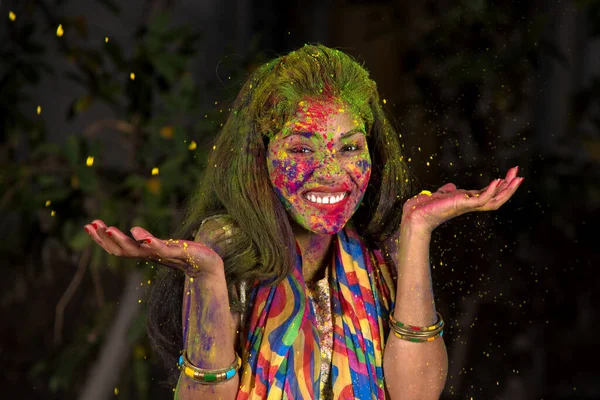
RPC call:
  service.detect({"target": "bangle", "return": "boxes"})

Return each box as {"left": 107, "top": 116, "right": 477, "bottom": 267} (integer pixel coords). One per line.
{"left": 389, "top": 311, "right": 444, "bottom": 332}
{"left": 389, "top": 312, "right": 445, "bottom": 342}
{"left": 390, "top": 329, "right": 444, "bottom": 342}
{"left": 178, "top": 350, "right": 241, "bottom": 384}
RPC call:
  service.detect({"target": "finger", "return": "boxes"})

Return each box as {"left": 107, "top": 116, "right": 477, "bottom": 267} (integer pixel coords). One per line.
{"left": 494, "top": 174, "right": 522, "bottom": 199}
{"left": 482, "top": 177, "right": 524, "bottom": 210}
{"left": 104, "top": 226, "right": 148, "bottom": 257}
{"left": 85, "top": 223, "right": 106, "bottom": 249}
{"left": 91, "top": 219, "right": 108, "bottom": 230}
{"left": 496, "top": 167, "right": 519, "bottom": 192}
{"left": 470, "top": 179, "right": 501, "bottom": 206}
{"left": 437, "top": 183, "right": 457, "bottom": 194}
{"left": 96, "top": 226, "right": 127, "bottom": 256}
{"left": 505, "top": 166, "right": 519, "bottom": 182}
{"left": 85, "top": 223, "right": 124, "bottom": 256}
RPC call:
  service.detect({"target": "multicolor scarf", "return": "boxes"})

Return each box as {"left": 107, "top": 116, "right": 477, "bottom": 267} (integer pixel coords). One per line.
{"left": 237, "top": 222, "right": 396, "bottom": 399}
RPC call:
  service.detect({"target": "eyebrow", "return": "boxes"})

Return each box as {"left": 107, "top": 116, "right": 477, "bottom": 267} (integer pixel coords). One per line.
{"left": 284, "top": 128, "right": 366, "bottom": 140}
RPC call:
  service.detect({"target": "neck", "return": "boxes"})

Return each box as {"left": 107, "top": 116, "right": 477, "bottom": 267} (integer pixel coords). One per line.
{"left": 291, "top": 221, "right": 335, "bottom": 283}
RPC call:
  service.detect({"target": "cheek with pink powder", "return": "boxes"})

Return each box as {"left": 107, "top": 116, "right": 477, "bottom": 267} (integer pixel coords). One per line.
{"left": 268, "top": 151, "right": 320, "bottom": 207}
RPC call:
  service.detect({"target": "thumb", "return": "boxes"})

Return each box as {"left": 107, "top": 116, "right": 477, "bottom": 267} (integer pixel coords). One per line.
{"left": 130, "top": 226, "right": 155, "bottom": 242}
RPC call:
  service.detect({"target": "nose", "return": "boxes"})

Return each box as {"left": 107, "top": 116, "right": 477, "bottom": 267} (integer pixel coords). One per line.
{"left": 313, "top": 156, "right": 344, "bottom": 182}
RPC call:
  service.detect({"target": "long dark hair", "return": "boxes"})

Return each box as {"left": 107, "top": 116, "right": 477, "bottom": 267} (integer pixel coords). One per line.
{"left": 147, "top": 43, "right": 410, "bottom": 384}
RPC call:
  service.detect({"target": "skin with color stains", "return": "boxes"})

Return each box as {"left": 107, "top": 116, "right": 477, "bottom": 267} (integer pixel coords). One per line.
{"left": 266, "top": 96, "right": 372, "bottom": 280}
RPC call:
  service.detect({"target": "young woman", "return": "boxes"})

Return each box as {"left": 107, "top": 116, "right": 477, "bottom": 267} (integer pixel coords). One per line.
{"left": 84, "top": 44, "right": 523, "bottom": 399}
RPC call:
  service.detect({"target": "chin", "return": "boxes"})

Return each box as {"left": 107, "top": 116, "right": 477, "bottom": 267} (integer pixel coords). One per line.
{"left": 299, "top": 220, "right": 347, "bottom": 235}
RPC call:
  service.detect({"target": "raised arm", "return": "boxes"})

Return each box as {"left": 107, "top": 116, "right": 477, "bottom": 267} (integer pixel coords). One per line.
{"left": 175, "top": 218, "right": 240, "bottom": 399}
{"left": 83, "top": 218, "right": 240, "bottom": 400}
{"left": 380, "top": 166, "right": 523, "bottom": 400}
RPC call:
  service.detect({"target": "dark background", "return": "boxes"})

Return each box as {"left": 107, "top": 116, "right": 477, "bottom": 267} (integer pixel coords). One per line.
{"left": 1, "top": 0, "right": 598, "bottom": 399}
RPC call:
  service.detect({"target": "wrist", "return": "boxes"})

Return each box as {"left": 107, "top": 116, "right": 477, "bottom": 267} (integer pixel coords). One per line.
{"left": 399, "top": 219, "right": 433, "bottom": 241}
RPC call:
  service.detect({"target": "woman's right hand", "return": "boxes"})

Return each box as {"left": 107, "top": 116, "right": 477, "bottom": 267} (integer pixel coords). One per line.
{"left": 84, "top": 219, "right": 225, "bottom": 279}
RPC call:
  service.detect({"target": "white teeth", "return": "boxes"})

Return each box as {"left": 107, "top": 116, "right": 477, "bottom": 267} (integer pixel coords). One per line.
{"left": 305, "top": 192, "right": 347, "bottom": 204}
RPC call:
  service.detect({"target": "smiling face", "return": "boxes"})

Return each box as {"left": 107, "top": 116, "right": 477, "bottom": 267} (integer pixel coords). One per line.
{"left": 266, "top": 97, "right": 372, "bottom": 235}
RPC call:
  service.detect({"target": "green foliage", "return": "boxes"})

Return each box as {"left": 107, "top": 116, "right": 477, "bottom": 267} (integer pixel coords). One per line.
{"left": 1, "top": 1, "right": 248, "bottom": 398}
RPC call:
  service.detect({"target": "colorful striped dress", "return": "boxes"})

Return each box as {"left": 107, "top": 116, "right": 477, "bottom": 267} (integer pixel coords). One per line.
{"left": 236, "top": 221, "right": 396, "bottom": 399}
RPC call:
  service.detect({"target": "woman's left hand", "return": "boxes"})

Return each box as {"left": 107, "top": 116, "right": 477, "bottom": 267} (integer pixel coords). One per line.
{"left": 402, "top": 166, "right": 524, "bottom": 235}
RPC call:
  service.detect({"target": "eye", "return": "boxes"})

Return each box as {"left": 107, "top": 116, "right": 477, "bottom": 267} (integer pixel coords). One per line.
{"left": 342, "top": 144, "right": 362, "bottom": 152}
{"left": 290, "top": 147, "right": 313, "bottom": 154}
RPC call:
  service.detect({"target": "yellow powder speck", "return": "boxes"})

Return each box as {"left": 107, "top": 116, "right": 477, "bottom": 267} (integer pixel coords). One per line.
{"left": 426, "top": 162, "right": 430, "bottom": 166}
{"left": 249, "top": 84, "right": 252, "bottom": 89}
{"left": 105, "top": 36, "right": 109, "bottom": 42}
{"left": 56, "top": 24, "right": 64, "bottom": 37}
{"left": 37, "top": 105, "right": 42, "bottom": 115}
{"left": 188, "top": 140, "right": 197, "bottom": 150}
{"left": 45, "top": 200, "right": 51, "bottom": 207}
{"left": 138, "top": 299, "right": 142, "bottom": 303}
{"left": 9, "top": 11, "right": 16, "bottom": 21}
{"left": 86, "top": 156, "right": 94, "bottom": 166}
{"left": 212, "top": 145, "right": 216, "bottom": 150}
{"left": 151, "top": 167, "right": 159, "bottom": 175}
{"left": 130, "top": 72, "right": 135, "bottom": 80}
{"left": 383, "top": 99, "right": 387, "bottom": 104}
{"left": 418, "top": 147, "right": 421, "bottom": 151}
{"left": 114, "top": 387, "right": 119, "bottom": 395}
{"left": 51, "top": 210, "right": 56, "bottom": 216}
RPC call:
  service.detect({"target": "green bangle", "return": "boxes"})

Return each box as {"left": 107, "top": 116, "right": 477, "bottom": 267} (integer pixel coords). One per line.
{"left": 391, "top": 329, "right": 444, "bottom": 342}
{"left": 389, "top": 311, "right": 444, "bottom": 332}
{"left": 178, "top": 350, "right": 241, "bottom": 384}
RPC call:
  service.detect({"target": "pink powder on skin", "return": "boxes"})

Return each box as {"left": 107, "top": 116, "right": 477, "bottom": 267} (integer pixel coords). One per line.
{"left": 266, "top": 96, "right": 372, "bottom": 235}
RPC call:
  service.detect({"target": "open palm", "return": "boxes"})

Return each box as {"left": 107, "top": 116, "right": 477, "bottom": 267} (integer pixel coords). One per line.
{"left": 84, "top": 219, "right": 225, "bottom": 278}
{"left": 402, "top": 166, "right": 524, "bottom": 233}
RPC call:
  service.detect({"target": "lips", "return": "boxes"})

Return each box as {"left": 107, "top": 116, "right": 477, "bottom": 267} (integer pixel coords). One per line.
{"left": 302, "top": 190, "right": 350, "bottom": 211}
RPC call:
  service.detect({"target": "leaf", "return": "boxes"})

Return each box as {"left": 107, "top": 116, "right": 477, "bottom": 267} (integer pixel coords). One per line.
{"left": 77, "top": 166, "right": 98, "bottom": 193}
{"left": 64, "top": 71, "right": 88, "bottom": 87}
{"left": 31, "top": 142, "right": 62, "bottom": 158}
{"left": 105, "top": 40, "right": 125, "bottom": 68}
{"left": 148, "top": 12, "right": 170, "bottom": 36}
{"left": 64, "top": 135, "right": 80, "bottom": 167}
{"left": 68, "top": 231, "right": 92, "bottom": 251}
{"left": 97, "top": 0, "right": 121, "bottom": 15}
{"left": 67, "top": 95, "right": 93, "bottom": 120}
{"left": 152, "top": 56, "right": 177, "bottom": 83}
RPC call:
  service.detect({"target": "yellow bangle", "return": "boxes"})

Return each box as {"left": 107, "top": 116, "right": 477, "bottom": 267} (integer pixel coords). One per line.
{"left": 178, "top": 350, "right": 241, "bottom": 384}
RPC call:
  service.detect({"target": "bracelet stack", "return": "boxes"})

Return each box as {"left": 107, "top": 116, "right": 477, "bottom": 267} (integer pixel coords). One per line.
{"left": 178, "top": 350, "right": 242, "bottom": 384}
{"left": 389, "top": 311, "right": 445, "bottom": 343}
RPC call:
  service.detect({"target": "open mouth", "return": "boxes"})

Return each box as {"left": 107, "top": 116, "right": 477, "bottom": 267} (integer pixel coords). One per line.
{"left": 302, "top": 191, "right": 350, "bottom": 206}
